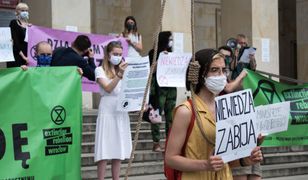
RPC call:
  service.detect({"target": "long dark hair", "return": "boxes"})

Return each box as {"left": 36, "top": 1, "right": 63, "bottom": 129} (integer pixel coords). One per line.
{"left": 186, "top": 49, "right": 224, "bottom": 93}
{"left": 123, "top": 16, "right": 138, "bottom": 36}
{"left": 157, "top": 31, "right": 172, "bottom": 53}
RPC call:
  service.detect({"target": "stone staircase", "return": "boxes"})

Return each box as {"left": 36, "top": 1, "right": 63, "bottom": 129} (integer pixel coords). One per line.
{"left": 81, "top": 109, "right": 308, "bottom": 179}
{"left": 82, "top": 110, "right": 165, "bottom": 180}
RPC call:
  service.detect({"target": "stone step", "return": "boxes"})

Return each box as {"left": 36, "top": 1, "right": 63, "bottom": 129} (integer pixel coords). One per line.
{"left": 263, "top": 151, "right": 308, "bottom": 165}
{"left": 82, "top": 160, "right": 308, "bottom": 179}
{"left": 81, "top": 161, "right": 164, "bottom": 180}
{"left": 82, "top": 150, "right": 164, "bottom": 166}
{"left": 82, "top": 129, "right": 166, "bottom": 143}
{"left": 82, "top": 139, "right": 166, "bottom": 154}
{"left": 264, "top": 174, "right": 308, "bottom": 180}
{"left": 105, "top": 174, "right": 166, "bottom": 180}
{"left": 262, "top": 161, "right": 308, "bottom": 178}
{"left": 83, "top": 111, "right": 144, "bottom": 123}
{"left": 82, "top": 121, "right": 165, "bottom": 132}
{"left": 262, "top": 146, "right": 308, "bottom": 154}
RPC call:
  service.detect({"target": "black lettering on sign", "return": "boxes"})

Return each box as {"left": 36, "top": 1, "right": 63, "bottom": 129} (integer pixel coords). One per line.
{"left": 93, "top": 44, "right": 100, "bottom": 54}
{"left": 12, "top": 124, "right": 30, "bottom": 169}
{"left": 0, "top": 129, "right": 5, "bottom": 160}
{"left": 217, "top": 128, "right": 226, "bottom": 155}
{"left": 47, "top": 38, "right": 70, "bottom": 50}
{"left": 216, "top": 90, "right": 255, "bottom": 121}
{"left": 216, "top": 120, "right": 256, "bottom": 155}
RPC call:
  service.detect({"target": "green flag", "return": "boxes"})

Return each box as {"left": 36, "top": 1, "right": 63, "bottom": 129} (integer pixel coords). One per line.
{"left": 0, "top": 67, "right": 82, "bottom": 179}
{"left": 243, "top": 69, "right": 308, "bottom": 147}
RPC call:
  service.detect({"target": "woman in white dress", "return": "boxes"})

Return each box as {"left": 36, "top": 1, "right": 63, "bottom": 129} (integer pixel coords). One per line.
{"left": 94, "top": 41, "right": 131, "bottom": 180}
{"left": 121, "top": 16, "right": 143, "bottom": 57}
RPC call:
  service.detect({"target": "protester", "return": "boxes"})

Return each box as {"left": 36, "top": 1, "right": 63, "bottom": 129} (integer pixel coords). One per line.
{"left": 94, "top": 41, "right": 131, "bottom": 180}
{"left": 121, "top": 16, "right": 143, "bottom": 57}
{"left": 218, "top": 45, "right": 234, "bottom": 80}
{"left": 51, "top": 35, "right": 95, "bottom": 81}
{"left": 231, "top": 34, "right": 257, "bottom": 80}
{"left": 8, "top": 2, "right": 31, "bottom": 68}
{"left": 20, "top": 41, "right": 52, "bottom": 70}
{"left": 147, "top": 31, "right": 175, "bottom": 152}
{"left": 165, "top": 49, "right": 263, "bottom": 180}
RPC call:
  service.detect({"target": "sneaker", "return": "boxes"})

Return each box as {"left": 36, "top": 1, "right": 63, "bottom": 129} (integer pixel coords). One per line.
{"left": 152, "top": 143, "right": 165, "bottom": 152}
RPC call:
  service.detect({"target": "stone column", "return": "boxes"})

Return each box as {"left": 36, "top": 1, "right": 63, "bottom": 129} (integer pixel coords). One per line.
{"left": 296, "top": 0, "right": 308, "bottom": 82}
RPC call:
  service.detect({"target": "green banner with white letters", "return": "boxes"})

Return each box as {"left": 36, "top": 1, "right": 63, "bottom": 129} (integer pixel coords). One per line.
{"left": 243, "top": 69, "right": 308, "bottom": 147}
{"left": 0, "top": 67, "right": 82, "bottom": 180}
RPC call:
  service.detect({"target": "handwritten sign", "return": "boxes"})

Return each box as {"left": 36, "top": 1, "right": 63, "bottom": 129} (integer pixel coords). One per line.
{"left": 117, "top": 56, "right": 150, "bottom": 112}
{"left": 156, "top": 52, "right": 191, "bottom": 87}
{"left": 215, "top": 89, "right": 258, "bottom": 163}
{"left": 0, "top": 28, "right": 14, "bottom": 62}
{"left": 255, "top": 101, "right": 290, "bottom": 136}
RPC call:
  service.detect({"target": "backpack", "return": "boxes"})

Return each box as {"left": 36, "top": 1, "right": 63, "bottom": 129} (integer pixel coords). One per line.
{"left": 164, "top": 99, "right": 195, "bottom": 180}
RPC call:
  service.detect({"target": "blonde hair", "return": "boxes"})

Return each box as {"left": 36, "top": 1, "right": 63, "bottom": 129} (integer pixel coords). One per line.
{"left": 102, "top": 41, "right": 123, "bottom": 79}
{"left": 16, "top": 2, "right": 29, "bottom": 11}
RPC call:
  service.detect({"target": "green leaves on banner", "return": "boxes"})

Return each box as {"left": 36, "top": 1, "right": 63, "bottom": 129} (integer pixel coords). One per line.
{"left": 0, "top": 67, "right": 82, "bottom": 180}
{"left": 243, "top": 69, "right": 308, "bottom": 147}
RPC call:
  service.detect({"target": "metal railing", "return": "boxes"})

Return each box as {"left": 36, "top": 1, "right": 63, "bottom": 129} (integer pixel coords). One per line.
{"left": 256, "top": 70, "right": 307, "bottom": 85}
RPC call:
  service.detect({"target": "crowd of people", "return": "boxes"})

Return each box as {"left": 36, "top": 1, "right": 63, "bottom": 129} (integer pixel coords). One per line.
{"left": 4, "top": 2, "right": 263, "bottom": 180}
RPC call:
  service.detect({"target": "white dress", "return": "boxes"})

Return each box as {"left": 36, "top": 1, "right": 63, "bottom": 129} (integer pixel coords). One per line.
{"left": 127, "top": 33, "right": 141, "bottom": 57}
{"left": 94, "top": 66, "right": 132, "bottom": 161}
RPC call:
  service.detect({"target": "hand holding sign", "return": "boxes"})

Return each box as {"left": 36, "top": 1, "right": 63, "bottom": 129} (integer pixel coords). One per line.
{"left": 207, "top": 155, "right": 225, "bottom": 171}
{"left": 249, "top": 146, "right": 263, "bottom": 164}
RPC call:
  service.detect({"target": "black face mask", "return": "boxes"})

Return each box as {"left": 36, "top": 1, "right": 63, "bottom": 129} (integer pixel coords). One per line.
{"left": 126, "top": 23, "right": 135, "bottom": 31}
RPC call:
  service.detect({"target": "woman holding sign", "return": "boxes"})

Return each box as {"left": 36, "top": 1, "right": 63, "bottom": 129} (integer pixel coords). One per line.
{"left": 8, "top": 2, "right": 31, "bottom": 67}
{"left": 94, "top": 41, "right": 131, "bottom": 180}
{"left": 147, "top": 31, "right": 176, "bottom": 152}
{"left": 165, "top": 49, "right": 263, "bottom": 180}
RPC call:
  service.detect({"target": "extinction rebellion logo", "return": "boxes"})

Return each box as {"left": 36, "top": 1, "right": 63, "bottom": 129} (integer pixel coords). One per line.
{"left": 42, "top": 105, "right": 73, "bottom": 156}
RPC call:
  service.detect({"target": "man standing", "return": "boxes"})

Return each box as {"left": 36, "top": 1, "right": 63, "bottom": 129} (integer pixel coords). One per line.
{"left": 51, "top": 35, "right": 96, "bottom": 81}
{"left": 231, "top": 34, "right": 257, "bottom": 80}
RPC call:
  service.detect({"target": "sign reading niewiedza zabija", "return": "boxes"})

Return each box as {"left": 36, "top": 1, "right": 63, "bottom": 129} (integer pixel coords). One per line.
{"left": 215, "top": 89, "right": 258, "bottom": 163}
{"left": 0, "top": 67, "right": 82, "bottom": 180}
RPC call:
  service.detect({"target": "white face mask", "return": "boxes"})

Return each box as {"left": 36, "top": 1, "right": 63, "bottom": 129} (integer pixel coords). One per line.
{"left": 109, "top": 55, "right": 122, "bottom": 65}
{"left": 168, "top": 40, "right": 173, "bottom": 48}
{"left": 19, "top": 11, "right": 29, "bottom": 20}
{"left": 204, "top": 75, "right": 227, "bottom": 95}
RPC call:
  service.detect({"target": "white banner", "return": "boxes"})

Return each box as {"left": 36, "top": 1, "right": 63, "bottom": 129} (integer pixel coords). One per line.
{"left": 0, "top": 28, "right": 14, "bottom": 62}
{"left": 255, "top": 101, "right": 290, "bottom": 136}
{"left": 117, "top": 56, "right": 150, "bottom": 112}
{"left": 215, "top": 89, "right": 258, "bottom": 163}
{"left": 156, "top": 52, "right": 191, "bottom": 87}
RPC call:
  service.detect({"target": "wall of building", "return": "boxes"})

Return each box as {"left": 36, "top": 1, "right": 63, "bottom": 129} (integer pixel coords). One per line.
{"left": 221, "top": 0, "right": 252, "bottom": 44}
{"left": 252, "top": 0, "right": 279, "bottom": 75}
{"left": 24, "top": 0, "right": 52, "bottom": 28}
{"left": 194, "top": 0, "right": 221, "bottom": 50}
{"left": 296, "top": 0, "right": 308, "bottom": 82}
{"left": 131, "top": 0, "right": 161, "bottom": 56}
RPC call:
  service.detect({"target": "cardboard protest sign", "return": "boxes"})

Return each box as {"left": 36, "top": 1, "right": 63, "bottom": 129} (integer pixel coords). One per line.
{"left": 215, "top": 89, "right": 258, "bottom": 163}
{"left": 255, "top": 101, "right": 290, "bottom": 135}
{"left": 156, "top": 52, "right": 191, "bottom": 87}
{"left": 0, "top": 27, "right": 14, "bottom": 62}
{"left": 117, "top": 56, "right": 150, "bottom": 111}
